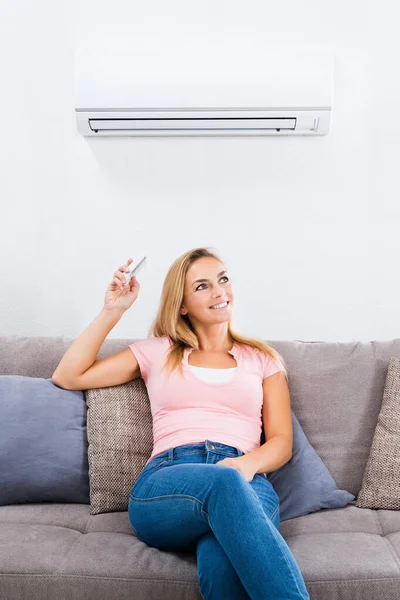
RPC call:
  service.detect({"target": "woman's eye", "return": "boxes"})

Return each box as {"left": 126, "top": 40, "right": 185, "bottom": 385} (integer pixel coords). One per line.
{"left": 196, "top": 277, "right": 229, "bottom": 291}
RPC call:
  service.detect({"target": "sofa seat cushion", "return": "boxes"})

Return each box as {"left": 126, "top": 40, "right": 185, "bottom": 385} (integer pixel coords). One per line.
{"left": 1, "top": 504, "right": 400, "bottom": 600}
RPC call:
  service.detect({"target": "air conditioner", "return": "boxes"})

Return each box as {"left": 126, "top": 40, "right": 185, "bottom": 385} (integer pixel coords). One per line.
{"left": 74, "top": 43, "right": 334, "bottom": 137}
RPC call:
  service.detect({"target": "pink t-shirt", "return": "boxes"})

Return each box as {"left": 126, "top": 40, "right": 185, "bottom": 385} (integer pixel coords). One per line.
{"left": 128, "top": 336, "right": 282, "bottom": 464}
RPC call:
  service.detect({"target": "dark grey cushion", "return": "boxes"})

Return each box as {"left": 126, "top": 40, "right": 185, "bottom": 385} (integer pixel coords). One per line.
{"left": 268, "top": 411, "right": 355, "bottom": 521}
{"left": 0, "top": 376, "right": 90, "bottom": 505}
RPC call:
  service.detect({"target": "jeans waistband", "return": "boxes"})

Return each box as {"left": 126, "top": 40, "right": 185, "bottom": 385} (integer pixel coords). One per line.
{"left": 153, "top": 439, "right": 245, "bottom": 462}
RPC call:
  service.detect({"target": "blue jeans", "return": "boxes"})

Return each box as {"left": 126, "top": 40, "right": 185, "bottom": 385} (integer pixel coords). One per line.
{"left": 128, "top": 439, "right": 310, "bottom": 600}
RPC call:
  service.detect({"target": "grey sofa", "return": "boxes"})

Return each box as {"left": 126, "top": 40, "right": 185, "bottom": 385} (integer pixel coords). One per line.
{"left": 1, "top": 334, "right": 400, "bottom": 600}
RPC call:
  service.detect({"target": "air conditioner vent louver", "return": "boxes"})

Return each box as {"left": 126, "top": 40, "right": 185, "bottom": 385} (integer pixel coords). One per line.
{"left": 88, "top": 116, "right": 299, "bottom": 133}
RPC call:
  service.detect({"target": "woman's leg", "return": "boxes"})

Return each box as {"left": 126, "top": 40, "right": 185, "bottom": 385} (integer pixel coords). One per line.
{"left": 196, "top": 531, "right": 250, "bottom": 600}
{"left": 195, "top": 473, "right": 281, "bottom": 600}
{"left": 128, "top": 442, "right": 309, "bottom": 600}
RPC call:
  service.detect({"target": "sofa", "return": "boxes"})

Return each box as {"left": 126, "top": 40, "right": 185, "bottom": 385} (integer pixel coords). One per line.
{"left": 1, "top": 334, "right": 400, "bottom": 600}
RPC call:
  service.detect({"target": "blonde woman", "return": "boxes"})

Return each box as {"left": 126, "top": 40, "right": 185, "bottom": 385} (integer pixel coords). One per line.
{"left": 53, "top": 247, "right": 310, "bottom": 600}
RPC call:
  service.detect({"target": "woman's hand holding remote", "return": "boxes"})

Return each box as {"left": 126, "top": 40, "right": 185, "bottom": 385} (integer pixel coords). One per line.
{"left": 103, "top": 258, "right": 141, "bottom": 312}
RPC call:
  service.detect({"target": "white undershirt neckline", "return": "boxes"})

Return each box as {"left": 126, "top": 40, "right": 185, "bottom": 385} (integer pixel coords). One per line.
{"left": 188, "top": 364, "right": 238, "bottom": 384}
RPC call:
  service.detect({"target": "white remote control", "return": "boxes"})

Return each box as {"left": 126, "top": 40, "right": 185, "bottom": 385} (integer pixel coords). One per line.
{"left": 124, "top": 254, "right": 147, "bottom": 284}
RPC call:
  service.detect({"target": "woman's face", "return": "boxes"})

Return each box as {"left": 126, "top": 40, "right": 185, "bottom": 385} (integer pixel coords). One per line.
{"left": 180, "top": 257, "right": 234, "bottom": 324}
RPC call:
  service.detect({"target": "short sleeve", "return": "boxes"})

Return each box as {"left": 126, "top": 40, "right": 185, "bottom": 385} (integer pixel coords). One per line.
{"left": 260, "top": 351, "right": 282, "bottom": 380}
{"left": 128, "top": 336, "right": 169, "bottom": 383}
{"left": 128, "top": 338, "right": 154, "bottom": 382}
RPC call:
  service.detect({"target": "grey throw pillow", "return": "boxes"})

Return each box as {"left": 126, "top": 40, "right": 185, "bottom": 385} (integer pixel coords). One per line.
{"left": 268, "top": 411, "right": 355, "bottom": 521}
{"left": 355, "top": 357, "right": 400, "bottom": 509}
{"left": 0, "top": 376, "right": 90, "bottom": 505}
{"left": 85, "top": 378, "right": 153, "bottom": 515}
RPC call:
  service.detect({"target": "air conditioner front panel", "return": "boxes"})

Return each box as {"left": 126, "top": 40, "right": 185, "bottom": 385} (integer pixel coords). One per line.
{"left": 74, "top": 45, "right": 333, "bottom": 110}
{"left": 74, "top": 43, "right": 334, "bottom": 137}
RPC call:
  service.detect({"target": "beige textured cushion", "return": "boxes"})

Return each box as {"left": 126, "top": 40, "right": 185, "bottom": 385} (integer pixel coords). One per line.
{"left": 355, "top": 357, "right": 400, "bottom": 510}
{"left": 85, "top": 379, "right": 153, "bottom": 515}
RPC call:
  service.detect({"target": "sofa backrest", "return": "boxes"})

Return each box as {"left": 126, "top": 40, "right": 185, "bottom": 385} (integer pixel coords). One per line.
{"left": 1, "top": 335, "right": 399, "bottom": 497}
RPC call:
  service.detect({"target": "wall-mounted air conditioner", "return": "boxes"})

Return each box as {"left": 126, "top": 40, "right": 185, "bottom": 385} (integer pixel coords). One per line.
{"left": 74, "top": 42, "right": 334, "bottom": 137}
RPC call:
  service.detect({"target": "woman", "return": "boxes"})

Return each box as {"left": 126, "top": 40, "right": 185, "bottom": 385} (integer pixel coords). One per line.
{"left": 53, "top": 247, "right": 310, "bottom": 600}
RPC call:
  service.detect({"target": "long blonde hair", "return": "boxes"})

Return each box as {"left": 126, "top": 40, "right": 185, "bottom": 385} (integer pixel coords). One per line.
{"left": 148, "top": 247, "right": 288, "bottom": 380}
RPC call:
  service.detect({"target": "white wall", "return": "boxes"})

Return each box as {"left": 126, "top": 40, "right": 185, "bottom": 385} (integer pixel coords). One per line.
{"left": 1, "top": 1, "right": 397, "bottom": 343}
